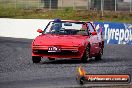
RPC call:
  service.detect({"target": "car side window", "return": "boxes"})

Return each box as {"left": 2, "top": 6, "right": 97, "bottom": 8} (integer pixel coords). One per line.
{"left": 87, "top": 23, "right": 94, "bottom": 33}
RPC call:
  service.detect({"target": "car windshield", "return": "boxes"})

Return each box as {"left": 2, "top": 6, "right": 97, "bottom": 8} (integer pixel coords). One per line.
{"left": 43, "top": 21, "right": 89, "bottom": 35}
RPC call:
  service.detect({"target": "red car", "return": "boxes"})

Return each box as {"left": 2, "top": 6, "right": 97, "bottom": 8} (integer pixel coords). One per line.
{"left": 32, "top": 19, "right": 104, "bottom": 63}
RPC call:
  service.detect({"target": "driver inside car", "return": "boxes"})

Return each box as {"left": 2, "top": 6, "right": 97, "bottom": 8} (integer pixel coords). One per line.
{"left": 77, "top": 23, "right": 88, "bottom": 35}
{"left": 50, "top": 18, "right": 62, "bottom": 32}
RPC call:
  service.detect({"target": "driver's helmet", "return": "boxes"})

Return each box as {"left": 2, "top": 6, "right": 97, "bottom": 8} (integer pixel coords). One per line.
{"left": 54, "top": 18, "right": 61, "bottom": 22}
{"left": 51, "top": 18, "right": 62, "bottom": 31}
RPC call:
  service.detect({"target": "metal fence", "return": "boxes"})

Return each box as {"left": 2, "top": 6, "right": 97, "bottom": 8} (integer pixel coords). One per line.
{"left": 0, "top": 0, "right": 132, "bottom": 12}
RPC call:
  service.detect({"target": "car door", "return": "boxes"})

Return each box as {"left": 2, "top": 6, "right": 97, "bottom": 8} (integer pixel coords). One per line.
{"left": 87, "top": 22, "right": 100, "bottom": 55}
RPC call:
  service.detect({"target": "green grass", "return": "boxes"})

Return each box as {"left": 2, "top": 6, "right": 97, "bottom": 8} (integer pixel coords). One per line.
{"left": 0, "top": 7, "right": 132, "bottom": 23}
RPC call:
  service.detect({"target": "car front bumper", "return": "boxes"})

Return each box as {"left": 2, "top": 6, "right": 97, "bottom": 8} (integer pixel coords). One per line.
{"left": 32, "top": 45, "right": 84, "bottom": 59}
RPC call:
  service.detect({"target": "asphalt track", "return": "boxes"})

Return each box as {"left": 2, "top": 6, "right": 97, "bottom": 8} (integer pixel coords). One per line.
{"left": 0, "top": 37, "right": 132, "bottom": 88}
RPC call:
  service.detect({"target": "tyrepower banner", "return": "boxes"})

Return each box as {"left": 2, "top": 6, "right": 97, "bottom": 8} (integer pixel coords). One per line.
{"left": 93, "top": 22, "right": 132, "bottom": 44}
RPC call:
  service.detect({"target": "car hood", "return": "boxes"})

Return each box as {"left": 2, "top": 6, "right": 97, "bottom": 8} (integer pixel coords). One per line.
{"left": 33, "top": 34, "right": 89, "bottom": 46}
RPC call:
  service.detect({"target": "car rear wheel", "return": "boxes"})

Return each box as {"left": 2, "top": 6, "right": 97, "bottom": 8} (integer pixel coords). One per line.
{"left": 48, "top": 58, "right": 55, "bottom": 61}
{"left": 81, "top": 46, "right": 90, "bottom": 62}
{"left": 32, "top": 56, "right": 41, "bottom": 63}
{"left": 95, "top": 48, "right": 103, "bottom": 61}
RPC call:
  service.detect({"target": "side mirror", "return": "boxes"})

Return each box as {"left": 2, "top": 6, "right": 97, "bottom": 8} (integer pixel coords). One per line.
{"left": 91, "top": 31, "right": 97, "bottom": 35}
{"left": 37, "top": 29, "right": 43, "bottom": 33}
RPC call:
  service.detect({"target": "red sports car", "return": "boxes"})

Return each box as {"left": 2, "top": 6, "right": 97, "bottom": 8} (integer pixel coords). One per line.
{"left": 32, "top": 19, "right": 104, "bottom": 63}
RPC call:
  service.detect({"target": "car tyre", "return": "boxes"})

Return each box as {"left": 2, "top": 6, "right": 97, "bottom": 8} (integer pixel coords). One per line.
{"left": 32, "top": 56, "right": 41, "bottom": 63}
{"left": 102, "top": 48, "right": 104, "bottom": 55}
{"left": 95, "top": 48, "right": 103, "bottom": 61}
{"left": 81, "top": 46, "right": 90, "bottom": 62}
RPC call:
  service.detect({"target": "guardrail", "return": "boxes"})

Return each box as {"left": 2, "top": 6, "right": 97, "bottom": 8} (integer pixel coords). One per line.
{"left": 0, "top": 18, "right": 131, "bottom": 44}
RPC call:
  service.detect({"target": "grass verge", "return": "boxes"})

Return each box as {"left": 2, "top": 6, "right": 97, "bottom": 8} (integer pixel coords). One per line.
{"left": 0, "top": 7, "right": 132, "bottom": 23}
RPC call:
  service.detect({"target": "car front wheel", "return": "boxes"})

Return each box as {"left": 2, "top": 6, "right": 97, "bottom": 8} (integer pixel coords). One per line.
{"left": 81, "top": 46, "right": 90, "bottom": 62}
{"left": 32, "top": 56, "right": 41, "bottom": 63}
